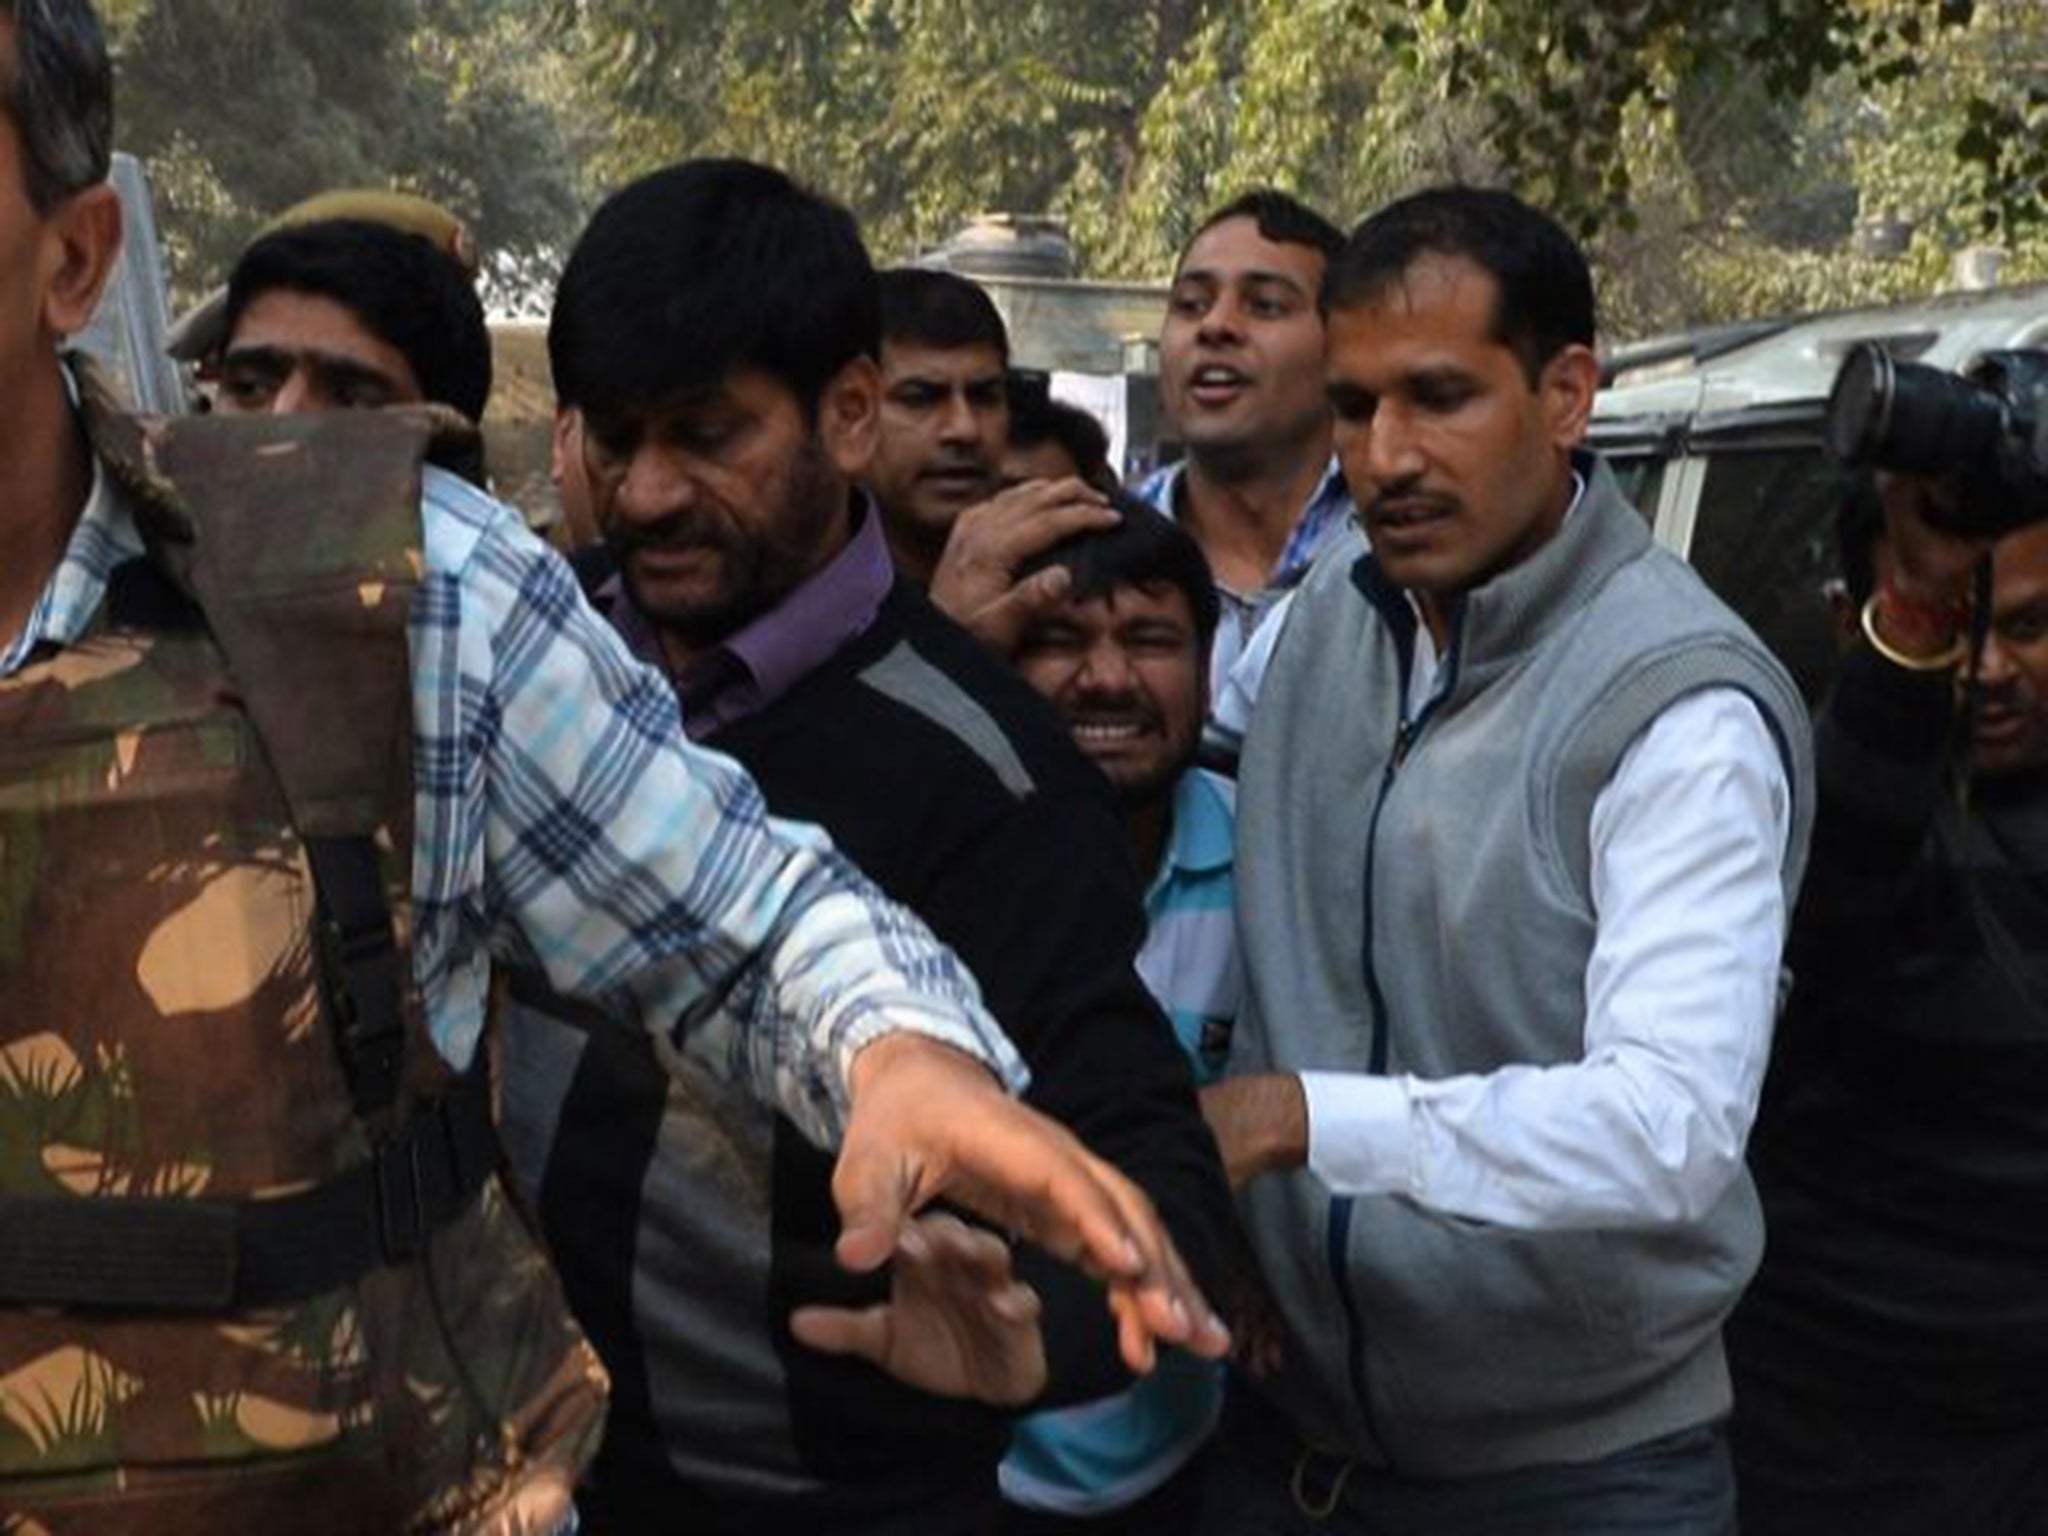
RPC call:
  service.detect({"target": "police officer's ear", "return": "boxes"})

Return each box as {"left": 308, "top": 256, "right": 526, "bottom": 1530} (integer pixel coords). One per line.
{"left": 1538, "top": 342, "right": 1601, "bottom": 451}
{"left": 818, "top": 354, "right": 882, "bottom": 481}
{"left": 39, "top": 180, "right": 121, "bottom": 341}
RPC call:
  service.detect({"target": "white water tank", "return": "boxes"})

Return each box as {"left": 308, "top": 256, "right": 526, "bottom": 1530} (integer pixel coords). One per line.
{"left": 929, "top": 214, "right": 1077, "bottom": 280}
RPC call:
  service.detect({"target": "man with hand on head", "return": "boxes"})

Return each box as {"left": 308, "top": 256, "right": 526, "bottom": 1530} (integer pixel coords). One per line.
{"left": 1001, "top": 501, "right": 1240, "bottom": 1533}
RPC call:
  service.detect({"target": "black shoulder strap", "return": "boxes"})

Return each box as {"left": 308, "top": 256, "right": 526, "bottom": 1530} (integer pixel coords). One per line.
{"left": 305, "top": 836, "right": 409, "bottom": 1119}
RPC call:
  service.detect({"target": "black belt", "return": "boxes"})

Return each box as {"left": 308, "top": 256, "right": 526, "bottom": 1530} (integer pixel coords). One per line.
{"left": 0, "top": 1071, "right": 498, "bottom": 1312}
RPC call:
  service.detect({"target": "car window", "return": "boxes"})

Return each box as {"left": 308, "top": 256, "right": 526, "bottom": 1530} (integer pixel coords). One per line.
{"left": 1685, "top": 448, "right": 1856, "bottom": 705}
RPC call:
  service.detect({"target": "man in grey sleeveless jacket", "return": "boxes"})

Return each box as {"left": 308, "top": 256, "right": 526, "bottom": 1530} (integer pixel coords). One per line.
{"left": 1198, "top": 187, "right": 1814, "bottom": 1533}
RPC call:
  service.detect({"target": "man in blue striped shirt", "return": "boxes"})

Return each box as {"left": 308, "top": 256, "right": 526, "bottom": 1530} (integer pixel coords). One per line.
{"left": 1006, "top": 501, "right": 1241, "bottom": 1531}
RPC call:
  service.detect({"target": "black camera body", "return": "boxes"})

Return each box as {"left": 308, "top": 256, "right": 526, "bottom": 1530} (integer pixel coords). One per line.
{"left": 1824, "top": 342, "right": 2048, "bottom": 537}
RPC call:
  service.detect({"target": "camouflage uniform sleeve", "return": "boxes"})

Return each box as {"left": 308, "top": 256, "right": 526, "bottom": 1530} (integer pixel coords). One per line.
{"left": 413, "top": 477, "right": 1026, "bottom": 1145}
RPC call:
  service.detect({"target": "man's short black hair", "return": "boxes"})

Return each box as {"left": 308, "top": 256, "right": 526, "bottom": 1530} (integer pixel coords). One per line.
{"left": 1323, "top": 185, "right": 1596, "bottom": 384}
{"left": 551, "top": 159, "right": 877, "bottom": 418}
{"left": 878, "top": 267, "right": 1009, "bottom": 363}
{"left": 1008, "top": 388, "right": 1114, "bottom": 491}
{"left": 1, "top": 0, "right": 112, "bottom": 213}
{"left": 1021, "top": 493, "right": 1221, "bottom": 652}
{"left": 1180, "top": 189, "right": 1343, "bottom": 272}
{"left": 221, "top": 218, "right": 492, "bottom": 421}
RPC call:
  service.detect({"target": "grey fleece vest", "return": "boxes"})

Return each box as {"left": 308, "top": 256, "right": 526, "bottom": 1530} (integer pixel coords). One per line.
{"left": 1232, "top": 455, "right": 1814, "bottom": 1478}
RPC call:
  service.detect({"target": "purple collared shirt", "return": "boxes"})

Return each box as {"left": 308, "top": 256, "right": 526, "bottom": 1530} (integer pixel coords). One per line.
{"left": 600, "top": 499, "right": 895, "bottom": 740}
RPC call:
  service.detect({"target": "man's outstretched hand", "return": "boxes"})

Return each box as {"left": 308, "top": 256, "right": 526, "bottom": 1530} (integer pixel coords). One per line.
{"left": 790, "top": 1212, "right": 1047, "bottom": 1406}
{"left": 829, "top": 1033, "right": 1231, "bottom": 1377}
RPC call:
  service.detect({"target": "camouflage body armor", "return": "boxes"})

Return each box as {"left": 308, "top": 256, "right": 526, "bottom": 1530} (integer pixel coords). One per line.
{"left": 0, "top": 398, "right": 606, "bottom": 1533}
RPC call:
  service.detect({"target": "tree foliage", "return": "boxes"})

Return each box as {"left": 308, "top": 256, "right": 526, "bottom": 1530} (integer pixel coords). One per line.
{"left": 552, "top": 0, "right": 2048, "bottom": 332}
{"left": 110, "top": 0, "right": 588, "bottom": 308}
{"left": 103, "top": 1, "right": 2048, "bottom": 337}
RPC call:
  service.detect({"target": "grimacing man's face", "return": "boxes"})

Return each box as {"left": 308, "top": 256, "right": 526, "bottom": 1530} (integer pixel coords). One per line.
{"left": 1014, "top": 580, "right": 1207, "bottom": 806}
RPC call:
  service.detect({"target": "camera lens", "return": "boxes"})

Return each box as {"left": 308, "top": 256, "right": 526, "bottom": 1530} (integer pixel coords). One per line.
{"left": 1824, "top": 344, "right": 1893, "bottom": 463}
{"left": 1884, "top": 361, "right": 2007, "bottom": 478}
{"left": 1826, "top": 343, "right": 2007, "bottom": 477}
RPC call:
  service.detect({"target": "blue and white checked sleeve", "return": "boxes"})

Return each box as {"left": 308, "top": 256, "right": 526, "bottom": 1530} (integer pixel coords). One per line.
{"left": 407, "top": 470, "right": 1027, "bottom": 1145}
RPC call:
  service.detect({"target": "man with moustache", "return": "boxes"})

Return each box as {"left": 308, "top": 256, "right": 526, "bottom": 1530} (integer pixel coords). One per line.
{"left": 1732, "top": 479, "right": 2048, "bottom": 1533}
{"left": 501, "top": 159, "right": 1231, "bottom": 1536}
{"left": 1199, "top": 187, "right": 1813, "bottom": 1532}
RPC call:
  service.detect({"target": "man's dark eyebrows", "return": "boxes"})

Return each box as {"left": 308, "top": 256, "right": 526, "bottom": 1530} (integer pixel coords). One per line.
{"left": 222, "top": 342, "right": 396, "bottom": 389}
{"left": 218, "top": 342, "right": 291, "bottom": 371}
{"left": 1404, "top": 360, "right": 1483, "bottom": 389}
{"left": 1240, "top": 269, "right": 1313, "bottom": 301}
{"left": 310, "top": 353, "right": 403, "bottom": 392}
{"left": 1116, "top": 613, "right": 1188, "bottom": 639}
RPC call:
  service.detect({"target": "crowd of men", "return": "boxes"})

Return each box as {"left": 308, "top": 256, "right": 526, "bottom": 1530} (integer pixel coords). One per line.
{"left": 2, "top": 2, "right": 2043, "bottom": 1534}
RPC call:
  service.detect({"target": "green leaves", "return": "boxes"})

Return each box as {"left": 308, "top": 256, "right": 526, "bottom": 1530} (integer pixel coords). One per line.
{"left": 107, "top": 0, "right": 2048, "bottom": 334}
{"left": 113, "top": 0, "right": 587, "bottom": 310}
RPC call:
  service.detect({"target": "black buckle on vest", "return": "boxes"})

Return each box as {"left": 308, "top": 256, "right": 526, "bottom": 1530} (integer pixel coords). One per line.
{"left": 373, "top": 1131, "right": 427, "bottom": 1264}
{"left": 322, "top": 915, "right": 405, "bottom": 1065}
{"left": 306, "top": 835, "right": 408, "bottom": 1121}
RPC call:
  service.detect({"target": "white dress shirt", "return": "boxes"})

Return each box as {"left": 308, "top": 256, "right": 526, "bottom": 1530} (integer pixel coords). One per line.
{"left": 1300, "top": 612, "right": 1793, "bottom": 1229}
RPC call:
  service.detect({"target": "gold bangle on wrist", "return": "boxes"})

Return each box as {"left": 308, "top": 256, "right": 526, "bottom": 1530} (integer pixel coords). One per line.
{"left": 1860, "top": 595, "right": 1968, "bottom": 671}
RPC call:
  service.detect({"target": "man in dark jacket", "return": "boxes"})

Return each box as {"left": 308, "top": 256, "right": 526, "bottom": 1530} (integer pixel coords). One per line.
{"left": 499, "top": 158, "right": 1232, "bottom": 1536}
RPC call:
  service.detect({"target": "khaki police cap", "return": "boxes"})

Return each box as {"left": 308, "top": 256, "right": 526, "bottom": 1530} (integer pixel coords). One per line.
{"left": 166, "top": 189, "right": 479, "bottom": 363}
